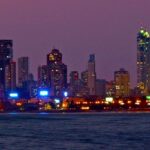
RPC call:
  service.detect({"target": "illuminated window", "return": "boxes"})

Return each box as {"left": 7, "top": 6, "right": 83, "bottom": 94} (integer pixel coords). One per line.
{"left": 49, "top": 54, "right": 55, "bottom": 61}
{"left": 116, "top": 85, "right": 120, "bottom": 89}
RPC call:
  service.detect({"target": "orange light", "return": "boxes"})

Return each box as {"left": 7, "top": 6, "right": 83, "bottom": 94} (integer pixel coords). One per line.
{"left": 95, "top": 101, "right": 100, "bottom": 104}
{"left": 62, "top": 102, "right": 68, "bottom": 108}
{"left": 75, "top": 101, "right": 80, "bottom": 105}
{"left": 81, "top": 106, "right": 89, "bottom": 110}
{"left": 16, "top": 102, "right": 22, "bottom": 106}
{"left": 127, "top": 100, "right": 132, "bottom": 104}
{"left": 135, "top": 99, "right": 141, "bottom": 105}
{"left": 83, "top": 101, "right": 88, "bottom": 104}
{"left": 118, "top": 100, "right": 124, "bottom": 105}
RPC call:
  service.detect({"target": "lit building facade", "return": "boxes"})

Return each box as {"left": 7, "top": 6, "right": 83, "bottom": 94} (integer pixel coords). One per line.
{"left": 81, "top": 70, "right": 88, "bottom": 86}
{"left": 69, "top": 71, "right": 81, "bottom": 96}
{"left": 137, "top": 27, "right": 150, "bottom": 95}
{"left": 0, "top": 40, "right": 13, "bottom": 90}
{"left": 114, "top": 68, "right": 130, "bottom": 97}
{"left": 47, "top": 49, "right": 67, "bottom": 98}
{"left": 106, "top": 81, "right": 115, "bottom": 97}
{"left": 38, "top": 65, "right": 50, "bottom": 87}
{"left": 18, "top": 57, "right": 29, "bottom": 87}
{"left": 5, "top": 61, "right": 16, "bottom": 90}
{"left": 22, "top": 73, "right": 37, "bottom": 98}
{"left": 80, "top": 70, "right": 89, "bottom": 96}
{"left": 88, "top": 54, "right": 96, "bottom": 95}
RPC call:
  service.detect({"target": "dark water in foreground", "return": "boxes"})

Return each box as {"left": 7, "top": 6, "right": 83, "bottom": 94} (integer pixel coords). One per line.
{"left": 0, "top": 112, "right": 150, "bottom": 150}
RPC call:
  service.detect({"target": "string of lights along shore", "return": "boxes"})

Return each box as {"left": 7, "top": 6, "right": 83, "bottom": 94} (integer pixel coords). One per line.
{"left": 0, "top": 27, "right": 150, "bottom": 101}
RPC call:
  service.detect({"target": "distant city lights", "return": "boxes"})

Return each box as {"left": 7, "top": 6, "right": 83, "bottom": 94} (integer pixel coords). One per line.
{"left": 105, "top": 97, "right": 114, "bottom": 103}
{"left": 9, "top": 93, "right": 19, "bottom": 98}
{"left": 54, "top": 98, "right": 60, "bottom": 104}
{"left": 64, "top": 91, "right": 68, "bottom": 97}
{"left": 39, "top": 90, "right": 49, "bottom": 97}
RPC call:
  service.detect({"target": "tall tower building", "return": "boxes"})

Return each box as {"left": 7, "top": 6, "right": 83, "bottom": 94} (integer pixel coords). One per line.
{"left": 38, "top": 65, "right": 50, "bottom": 87}
{"left": 114, "top": 68, "right": 130, "bottom": 97}
{"left": 88, "top": 54, "right": 96, "bottom": 95}
{"left": 80, "top": 70, "right": 89, "bottom": 96}
{"left": 70, "top": 71, "right": 79, "bottom": 85}
{"left": 0, "top": 40, "right": 13, "bottom": 90}
{"left": 69, "top": 71, "right": 81, "bottom": 96}
{"left": 81, "top": 70, "right": 88, "bottom": 86}
{"left": 137, "top": 27, "right": 150, "bottom": 95}
{"left": 5, "top": 61, "right": 16, "bottom": 90}
{"left": 18, "top": 57, "right": 29, "bottom": 87}
{"left": 47, "top": 49, "right": 67, "bottom": 98}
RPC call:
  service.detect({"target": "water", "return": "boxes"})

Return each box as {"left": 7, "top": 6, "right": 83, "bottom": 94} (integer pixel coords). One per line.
{"left": 0, "top": 112, "right": 150, "bottom": 150}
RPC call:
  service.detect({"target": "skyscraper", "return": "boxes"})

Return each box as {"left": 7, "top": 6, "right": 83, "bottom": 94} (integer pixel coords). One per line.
{"left": 18, "top": 57, "right": 29, "bottom": 87}
{"left": 69, "top": 71, "right": 81, "bottom": 96}
{"left": 5, "top": 61, "right": 16, "bottom": 90}
{"left": 80, "top": 70, "right": 89, "bottom": 96}
{"left": 47, "top": 49, "right": 67, "bottom": 98}
{"left": 38, "top": 65, "right": 50, "bottom": 87}
{"left": 0, "top": 40, "right": 13, "bottom": 90}
{"left": 137, "top": 27, "right": 150, "bottom": 95}
{"left": 88, "top": 54, "right": 96, "bottom": 95}
{"left": 114, "top": 68, "right": 130, "bottom": 97}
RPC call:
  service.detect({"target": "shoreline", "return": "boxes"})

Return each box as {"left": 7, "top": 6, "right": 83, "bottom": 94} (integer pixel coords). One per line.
{"left": 1, "top": 109, "right": 150, "bottom": 114}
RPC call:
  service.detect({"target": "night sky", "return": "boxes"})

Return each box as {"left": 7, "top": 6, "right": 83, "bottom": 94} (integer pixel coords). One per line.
{"left": 0, "top": 0, "right": 150, "bottom": 87}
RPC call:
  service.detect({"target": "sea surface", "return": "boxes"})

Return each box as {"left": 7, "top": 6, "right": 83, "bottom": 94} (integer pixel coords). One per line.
{"left": 0, "top": 112, "right": 150, "bottom": 150}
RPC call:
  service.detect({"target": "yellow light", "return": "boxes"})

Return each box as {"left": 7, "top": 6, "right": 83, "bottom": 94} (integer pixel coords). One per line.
{"left": 49, "top": 54, "right": 55, "bottom": 61}
{"left": 81, "top": 106, "right": 89, "bottom": 110}
{"left": 44, "top": 103, "right": 52, "bottom": 110}
{"left": 105, "top": 97, "right": 113, "bottom": 103}
{"left": 105, "top": 101, "right": 109, "bottom": 104}
{"left": 145, "top": 31, "right": 150, "bottom": 38}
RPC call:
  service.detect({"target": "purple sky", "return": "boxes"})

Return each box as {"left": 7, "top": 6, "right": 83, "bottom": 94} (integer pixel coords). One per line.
{"left": 0, "top": 0, "right": 150, "bottom": 87}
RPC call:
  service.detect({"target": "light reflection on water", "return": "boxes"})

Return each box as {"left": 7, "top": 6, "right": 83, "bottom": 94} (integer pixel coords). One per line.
{"left": 0, "top": 112, "right": 150, "bottom": 150}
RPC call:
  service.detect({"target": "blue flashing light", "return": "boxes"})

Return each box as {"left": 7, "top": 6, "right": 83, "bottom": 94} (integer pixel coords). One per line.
{"left": 64, "top": 91, "right": 68, "bottom": 97}
{"left": 9, "top": 93, "right": 19, "bottom": 98}
{"left": 54, "top": 98, "right": 60, "bottom": 104}
{"left": 39, "top": 90, "right": 49, "bottom": 97}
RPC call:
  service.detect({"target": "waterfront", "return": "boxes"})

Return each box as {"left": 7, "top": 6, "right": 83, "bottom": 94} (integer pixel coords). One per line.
{"left": 0, "top": 112, "right": 150, "bottom": 150}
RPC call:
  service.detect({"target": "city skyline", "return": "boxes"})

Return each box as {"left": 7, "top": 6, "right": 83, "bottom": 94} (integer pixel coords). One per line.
{"left": 0, "top": 0, "right": 150, "bottom": 87}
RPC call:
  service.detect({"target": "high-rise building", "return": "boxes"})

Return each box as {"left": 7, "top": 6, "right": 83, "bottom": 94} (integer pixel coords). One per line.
{"left": 5, "top": 61, "right": 16, "bottom": 90}
{"left": 81, "top": 70, "right": 88, "bottom": 86}
{"left": 22, "top": 73, "right": 37, "bottom": 98}
{"left": 70, "top": 71, "right": 79, "bottom": 84}
{"left": 88, "top": 54, "right": 96, "bottom": 95}
{"left": 80, "top": 70, "right": 89, "bottom": 96}
{"left": 137, "top": 27, "right": 150, "bottom": 95}
{"left": 47, "top": 49, "right": 67, "bottom": 98}
{"left": 96, "top": 79, "right": 106, "bottom": 97}
{"left": 38, "top": 65, "right": 50, "bottom": 87}
{"left": 114, "top": 68, "right": 130, "bottom": 97}
{"left": 0, "top": 40, "right": 13, "bottom": 90}
{"left": 18, "top": 57, "right": 29, "bottom": 87}
{"left": 69, "top": 71, "right": 81, "bottom": 96}
{"left": 47, "top": 49, "right": 62, "bottom": 65}
{"left": 106, "top": 81, "right": 115, "bottom": 97}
